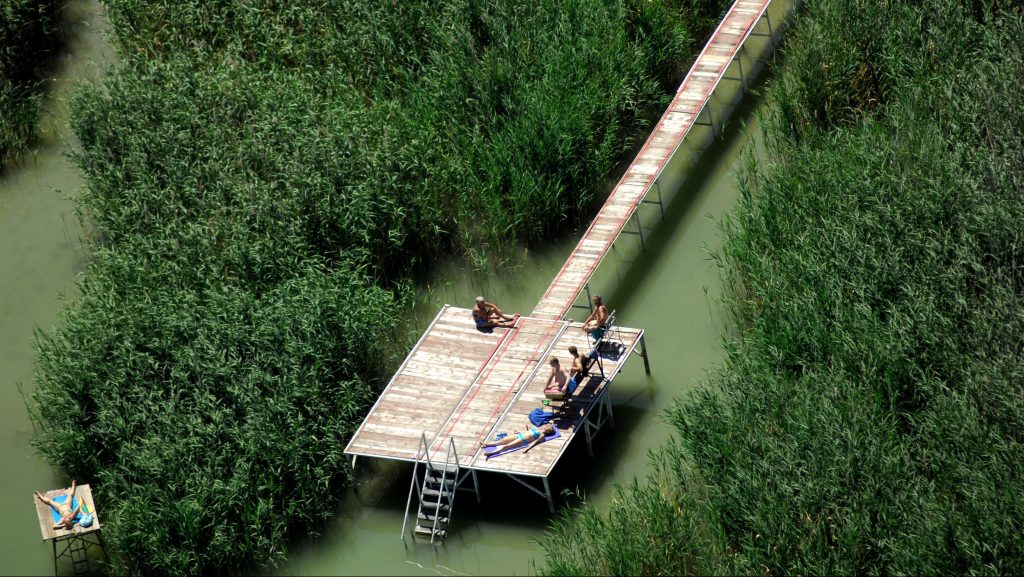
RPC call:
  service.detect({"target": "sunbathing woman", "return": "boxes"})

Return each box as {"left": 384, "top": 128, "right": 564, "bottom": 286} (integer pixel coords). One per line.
{"left": 35, "top": 480, "right": 81, "bottom": 530}
{"left": 480, "top": 422, "right": 556, "bottom": 455}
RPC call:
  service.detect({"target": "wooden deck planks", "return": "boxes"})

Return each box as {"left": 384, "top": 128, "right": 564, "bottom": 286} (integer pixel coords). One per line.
{"left": 531, "top": 0, "right": 772, "bottom": 321}
{"left": 470, "top": 324, "right": 645, "bottom": 476}
{"left": 346, "top": 0, "right": 774, "bottom": 480}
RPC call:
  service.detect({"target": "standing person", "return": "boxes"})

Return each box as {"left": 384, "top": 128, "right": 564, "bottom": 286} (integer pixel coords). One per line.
{"left": 582, "top": 295, "right": 609, "bottom": 339}
{"left": 472, "top": 296, "right": 517, "bottom": 329}
{"left": 34, "top": 480, "right": 81, "bottom": 530}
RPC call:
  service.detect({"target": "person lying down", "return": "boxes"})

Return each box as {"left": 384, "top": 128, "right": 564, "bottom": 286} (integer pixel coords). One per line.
{"left": 480, "top": 422, "right": 557, "bottom": 457}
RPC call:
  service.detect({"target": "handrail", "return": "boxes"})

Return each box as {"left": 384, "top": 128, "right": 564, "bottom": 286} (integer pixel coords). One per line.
{"left": 431, "top": 437, "right": 460, "bottom": 543}
{"left": 400, "top": 432, "right": 432, "bottom": 541}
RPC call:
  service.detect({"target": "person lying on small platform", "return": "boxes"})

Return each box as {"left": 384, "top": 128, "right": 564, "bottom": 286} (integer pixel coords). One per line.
{"left": 35, "top": 480, "right": 81, "bottom": 531}
{"left": 480, "top": 422, "right": 556, "bottom": 456}
{"left": 472, "top": 295, "right": 518, "bottom": 329}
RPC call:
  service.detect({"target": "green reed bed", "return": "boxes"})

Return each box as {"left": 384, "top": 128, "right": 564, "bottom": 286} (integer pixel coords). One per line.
{"left": 31, "top": 0, "right": 732, "bottom": 574}
{"left": 542, "top": 1, "right": 1024, "bottom": 575}
{"left": 0, "top": 0, "right": 60, "bottom": 165}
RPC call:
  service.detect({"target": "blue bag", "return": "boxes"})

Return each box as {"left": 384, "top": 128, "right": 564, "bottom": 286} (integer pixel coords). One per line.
{"left": 529, "top": 408, "right": 554, "bottom": 427}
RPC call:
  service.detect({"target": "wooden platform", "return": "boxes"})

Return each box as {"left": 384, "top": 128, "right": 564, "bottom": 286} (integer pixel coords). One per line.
{"left": 33, "top": 484, "right": 100, "bottom": 541}
{"left": 531, "top": 0, "right": 773, "bottom": 321}
{"left": 344, "top": 307, "right": 643, "bottom": 478}
{"left": 346, "top": 0, "right": 779, "bottom": 495}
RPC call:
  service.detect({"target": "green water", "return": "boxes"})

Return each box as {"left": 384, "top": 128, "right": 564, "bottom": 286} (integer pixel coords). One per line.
{"left": 274, "top": 3, "right": 783, "bottom": 570}
{"left": 0, "top": 1, "right": 787, "bottom": 574}
{"left": 0, "top": 1, "right": 112, "bottom": 574}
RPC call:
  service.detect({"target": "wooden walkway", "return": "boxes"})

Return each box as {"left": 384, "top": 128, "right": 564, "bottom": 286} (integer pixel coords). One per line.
{"left": 345, "top": 0, "right": 778, "bottom": 502}
{"left": 531, "top": 0, "right": 773, "bottom": 320}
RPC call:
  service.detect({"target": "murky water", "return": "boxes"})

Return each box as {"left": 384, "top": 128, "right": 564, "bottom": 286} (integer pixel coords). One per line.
{"left": 1, "top": 1, "right": 788, "bottom": 574}
{"left": 275, "top": 2, "right": 786, "bottom": 573}
{"left": 0, "top": 1, "right": 113, "bottom": 574}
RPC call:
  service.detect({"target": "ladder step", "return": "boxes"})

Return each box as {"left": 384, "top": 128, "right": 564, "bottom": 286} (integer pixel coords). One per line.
{"left": 414, "top": 526, "right": 447, "bottom": 539}
{"left": 417, "top": 511, "right": 449, "bottom": 525}
{"left": 426, "top": 478, "right": 456, "bottom": 489}
{"left": 422, "top": 488, "right": 451, "bottom": 500}
{"left": 427, "top": 464, "right": 459, "bottom": 474}
{"left": 419, "top": 500, "right": 450, "bottom": 512}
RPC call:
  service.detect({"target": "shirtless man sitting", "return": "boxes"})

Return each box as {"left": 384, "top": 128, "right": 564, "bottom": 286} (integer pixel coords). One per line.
{"left": 472, "top": 296, "right": 517, "bottom": 329}
{"left": 582, "top": 295, "right": 609, "bottom": 338}
{"left": 35, "top": 480, "right": 82, "bottom": 531}
{"left": 543, "top": 356, "right": 577, "bottom": 400}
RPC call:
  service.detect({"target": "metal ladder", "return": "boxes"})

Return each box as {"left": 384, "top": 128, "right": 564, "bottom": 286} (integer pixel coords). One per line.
{"left": 402, "top": 433, "right": 460, "bottom": 544}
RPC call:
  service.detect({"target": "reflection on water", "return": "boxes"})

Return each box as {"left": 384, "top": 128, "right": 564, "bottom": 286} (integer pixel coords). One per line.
{"left": 0, "top": 1, "right": 112, "bottom": 574}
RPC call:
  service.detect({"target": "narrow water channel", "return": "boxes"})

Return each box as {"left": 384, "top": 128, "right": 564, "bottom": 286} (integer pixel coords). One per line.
{"left": 1, "top": 1, "right": 788, "bottom": 574}
{"left": 0, "top": 1, "right": 114, "bottom": 574}
{"left": 274, "top": 2, "right": 786, "bottom": 572}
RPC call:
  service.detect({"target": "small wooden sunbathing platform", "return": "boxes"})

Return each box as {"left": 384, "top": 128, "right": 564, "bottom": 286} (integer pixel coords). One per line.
{"left": 345, "top": 0, "right": 784, "bottom": 541}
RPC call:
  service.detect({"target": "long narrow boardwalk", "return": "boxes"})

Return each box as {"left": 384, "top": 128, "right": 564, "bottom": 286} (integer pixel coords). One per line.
{"left": 344, "top": 0, "right": 779, "bottom": 519}
{"left": 532, "top": 0, "right": 772, "bottom": 320}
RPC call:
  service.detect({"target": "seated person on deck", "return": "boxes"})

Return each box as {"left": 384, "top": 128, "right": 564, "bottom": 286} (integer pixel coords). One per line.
{"left": 34, "top": 480, "right": 81, "bottom": 531}
{"left": 480, "top": 422, "right": 556, "bottom": 455}
{"left": 582, "top": 295, "right": 609, "bottom": 340}
{"left": 472, "top": 296, "right": 517, "bottom": 329}
{"left": 543, "top": 356, "right": 578, "bottom": 400}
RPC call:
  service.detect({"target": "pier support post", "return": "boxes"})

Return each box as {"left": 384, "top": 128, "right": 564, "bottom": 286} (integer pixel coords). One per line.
{"left": 605, "top": 394, "right": 615, "bottom": 429}
{"left": 472, "top": 470, "right": 481, "bottom": 503}
{"left": 738, "top": 46, "right": 747, "bottom": 91}
{"left": 543, "top": 478, "right": 554, "bottom": 513}
{"left": 583, "top": 418, "right": 594, "bottom": 457}
{"left": 706, "top": 99, "right": 716, "bottom": 136}
{"left": 638, "top": 334, "right": 651, "bottom": 374}
{"left": 633, "top": 212, "right": 646, "bottom": 251}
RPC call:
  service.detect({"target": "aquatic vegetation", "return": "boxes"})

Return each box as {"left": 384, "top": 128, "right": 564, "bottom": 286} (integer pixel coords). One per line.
{"left": 0, "top": 0, "right": 60, "bottom": 165}
{"left": 542, "top": 0, "right": 1024, "bottom": 574}
{"left": 30, "top": 0, "right": 731, "bottom": 574}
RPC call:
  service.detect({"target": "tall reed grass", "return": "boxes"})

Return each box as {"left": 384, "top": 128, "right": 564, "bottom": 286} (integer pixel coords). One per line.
{"left": 542, "top": 0, "right": 1024, "bottom": 574}
{"left": 0, "top": 0, "right": 60, "bottom": 165}
{"left": 31, "top": 0, "right": 731, "bottom": 574}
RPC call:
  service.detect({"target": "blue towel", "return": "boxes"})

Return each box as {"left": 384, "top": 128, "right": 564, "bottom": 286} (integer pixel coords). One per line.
{"left": 48, "top": 494, "right": 82, "bottom": 525}
{"left": 529, "top": 407, "right": 554, "bottom": 427}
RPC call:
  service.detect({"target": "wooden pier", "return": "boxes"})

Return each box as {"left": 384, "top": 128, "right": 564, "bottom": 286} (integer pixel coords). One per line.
{"left": 343, "top": 0, "right": 782, "bottom": 540}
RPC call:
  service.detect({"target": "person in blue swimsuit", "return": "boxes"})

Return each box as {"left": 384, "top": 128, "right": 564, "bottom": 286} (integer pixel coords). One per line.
{"left": 480, "top": 422, "right": 555, "bottom": 454}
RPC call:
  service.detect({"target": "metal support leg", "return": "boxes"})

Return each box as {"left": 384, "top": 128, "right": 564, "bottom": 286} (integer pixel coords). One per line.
{"left": 543, "top": 477, "right": 554, "bottom": 513}
{"left": 706, "top": 100, "right": 716, "bottom": 135}
{"left": 633, "top": 212, "right": 646, "bottom": 251}
{"left": 584, "top": 418, "right": 594, "bottom": 457}
{"left": 472, "top": 470, "right": 481, "bottom": 503}
{"left": 738, "top": 48, "right": 747, "bottom": 91}
{"left": 585, "top": 283, "right": 593, "bottom": 312}
{"left": 766, "top": 11, "right": 774, "bottom": 39}
{"left": 639, "top": 334, "right": 651, "bottom": 374}
{"left": 605, "top": 395, "right": 615, "bottom": 428}
{"left": 655, "top": 181, "right": 665, "bottom": 219}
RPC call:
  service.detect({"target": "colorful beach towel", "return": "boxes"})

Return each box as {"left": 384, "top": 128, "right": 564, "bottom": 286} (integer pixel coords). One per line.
{"left": 48, "top": 494, "right": 83, "bottom": 526}
{"left": 484, "top": 425, "right": 560, "bottom": 459}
